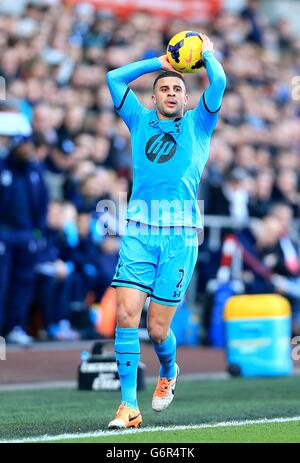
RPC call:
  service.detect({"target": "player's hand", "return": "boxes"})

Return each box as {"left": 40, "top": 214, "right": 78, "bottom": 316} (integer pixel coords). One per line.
{"left": 199, "top": 33, "right": 214, "bottom": 53}
{"left": 158, "top": 55, "right": 175, "bottom": 72}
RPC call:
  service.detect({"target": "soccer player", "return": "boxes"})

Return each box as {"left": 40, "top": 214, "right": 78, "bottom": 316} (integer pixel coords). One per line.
{"left": 106, "top": 33, "right": 226, "bottom": 429}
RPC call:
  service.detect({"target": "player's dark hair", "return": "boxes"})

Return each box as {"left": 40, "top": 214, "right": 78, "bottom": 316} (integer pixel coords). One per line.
{"left": 153, "top": 71, "right": 186, "bottom": 91}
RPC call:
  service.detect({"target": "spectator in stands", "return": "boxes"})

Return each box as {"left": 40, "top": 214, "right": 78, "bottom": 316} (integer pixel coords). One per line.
{"left": 70, "top": 212, "right": 118, "bottom": 307}
{"left": 32, "top": 132, "right": 50, "bottom": 165}
{"left": 269, "top": 203, "right": 300, "bottom": 333}
{"left": 205, "top": 167, "right": 250, "bottom": 223}
{"left": 32, "top": 104, "right": 58, "bottom": 147}
{"left": 35, "top": 201, "right": 79, "bottom": 341}
{"left": 51, "top": 106, "right": 86, "bottom": 173}
{"left": 72, "top": 173, "right": 102, "bottom": 213}
{"left": 272, "top": 169, "right": 300, "bottom": 217}
{"left": 217, "top": 216, "right": 281, "bottom": 295}
{"left": 0, "top": 136, "right": 48, "bottom": 345}
{"left": 109, "top": 119, "right": 133, "bottom": 177}
{"left": 240, "top": 0, "right": 264, "bottom": 46}
{"left": 92, "top": 135, "right": 113, "bottom": 168}
{"left": 235, "top": 145, "right": 257, "bottom": 175}
{"left": 63, "top": 159, "right": 95, "bottom": 204}
{"left": 203, "top": 137, "right": 234, "bottom": 188}
{"left": 248, "top": 169, "right": 274, "bottom": 218}
{"left": 270, "top": 203, "right": 299, "bottom": 273}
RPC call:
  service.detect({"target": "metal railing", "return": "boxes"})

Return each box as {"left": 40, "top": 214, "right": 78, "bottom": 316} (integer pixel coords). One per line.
{"left": 203, "top": 215, "right": 300, "bottom": 252}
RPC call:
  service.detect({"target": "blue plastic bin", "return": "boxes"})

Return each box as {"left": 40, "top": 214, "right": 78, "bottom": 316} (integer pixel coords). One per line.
{"left": 224, "top": 294, "right": 292, "bottom": 377}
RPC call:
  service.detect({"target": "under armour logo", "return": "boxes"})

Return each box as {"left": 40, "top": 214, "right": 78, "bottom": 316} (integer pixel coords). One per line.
{"left": 117, "top": 360, "right": 131, "bottom": 367}
{"left": 173, "top": 291, "right": 181, "bottom": 298}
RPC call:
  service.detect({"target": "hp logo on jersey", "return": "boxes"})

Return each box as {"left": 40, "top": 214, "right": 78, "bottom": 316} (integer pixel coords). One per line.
{"left": 145, "top": 133, "right": 177, "bottom": 163}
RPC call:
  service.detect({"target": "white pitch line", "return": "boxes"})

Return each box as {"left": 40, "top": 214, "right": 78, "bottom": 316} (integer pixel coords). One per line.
{"left": 2, "top": 415, "right": 300, "bottom": 443}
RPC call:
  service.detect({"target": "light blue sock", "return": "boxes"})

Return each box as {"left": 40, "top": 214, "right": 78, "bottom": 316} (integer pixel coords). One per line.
{"left": 115, "top": 327, "right": 140, "bottom": 409}
{"left": 152, "top": 330, "right": 176, "bottom": 380}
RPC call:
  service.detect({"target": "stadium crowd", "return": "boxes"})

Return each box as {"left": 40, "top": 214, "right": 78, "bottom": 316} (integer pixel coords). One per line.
{"left": 0, "top": 0, "right": 300, "bottom": 345}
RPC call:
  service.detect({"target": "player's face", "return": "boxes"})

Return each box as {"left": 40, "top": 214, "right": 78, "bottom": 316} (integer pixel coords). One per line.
{"left": 152, "top": 77, "right": 188, "bottom": 119}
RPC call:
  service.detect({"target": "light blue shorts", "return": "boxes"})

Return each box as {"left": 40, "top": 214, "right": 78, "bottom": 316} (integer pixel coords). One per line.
{"left": 111, "top": 221, "right": 199, "bottom": 306}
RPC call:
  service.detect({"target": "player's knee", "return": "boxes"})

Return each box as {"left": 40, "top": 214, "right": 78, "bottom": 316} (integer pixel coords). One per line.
{"left": 147, "top": 324, "right": 167, "bottom": 344}
{"left": 116, "top": 301, "right": 139, "bottom": 328}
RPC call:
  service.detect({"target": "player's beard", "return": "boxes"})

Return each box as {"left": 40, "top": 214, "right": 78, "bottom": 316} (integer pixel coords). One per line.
{"left": 157, "top": 101, "right": 184, "bottom": 119}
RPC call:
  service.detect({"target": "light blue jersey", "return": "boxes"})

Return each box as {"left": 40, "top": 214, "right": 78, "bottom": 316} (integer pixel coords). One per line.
{"left": 106, "top": 51, "right": 226, "bottom": 228}
{"left": 122, "top": 100, "right": 214, "bottom": 227}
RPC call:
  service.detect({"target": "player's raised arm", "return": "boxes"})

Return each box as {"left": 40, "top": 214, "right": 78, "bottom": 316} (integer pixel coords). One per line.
{"left": 195, "top": 33, "right": 226, "bottom": 135}
{"left": 106, "top": 58, "right": 163, "bottom": 129}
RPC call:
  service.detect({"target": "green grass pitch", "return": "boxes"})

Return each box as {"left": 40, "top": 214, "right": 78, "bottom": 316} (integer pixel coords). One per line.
{"left": 1, "top": 376, "right": 300, "bottom": 443}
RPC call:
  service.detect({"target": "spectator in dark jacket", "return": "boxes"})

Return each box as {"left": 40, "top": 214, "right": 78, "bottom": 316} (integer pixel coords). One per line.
{"left": 34, "top": 201, "right": 79, "bottom": 341}
{"left": 217, "top": 216, "right": 283, "bottom": 295}
{"left": 234, "top": 218, "right": 279, "bottom": 294}
{"left": 272, "top": 169, "right": 300, "bottom": 218}
{"left": 269, "top": 203, "right": 300, "bottom": 333}
{"left": 248, "top": 169, "right": 274, "bottom": 218}
{"left": 240, "top": 0, "right": 264, "bottom": 46}
{"left": 204, "top": 167, "right": 250, "bottom": 246}
{"left": 71, "top": 173, "right": 100, "bottom": 213}
{"left": 269, "top": 203, "right": 300, "bottom": 277}
{"left": 0, "top": 136, "right": 48, "bottom": 345}
{"left": 205, "top": 167, "right": 250, "bottom": 222}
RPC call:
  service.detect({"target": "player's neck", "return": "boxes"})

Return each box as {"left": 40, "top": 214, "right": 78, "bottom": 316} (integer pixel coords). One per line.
{"left": 156, "top": 111, "right": 183, "bottom": 121}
